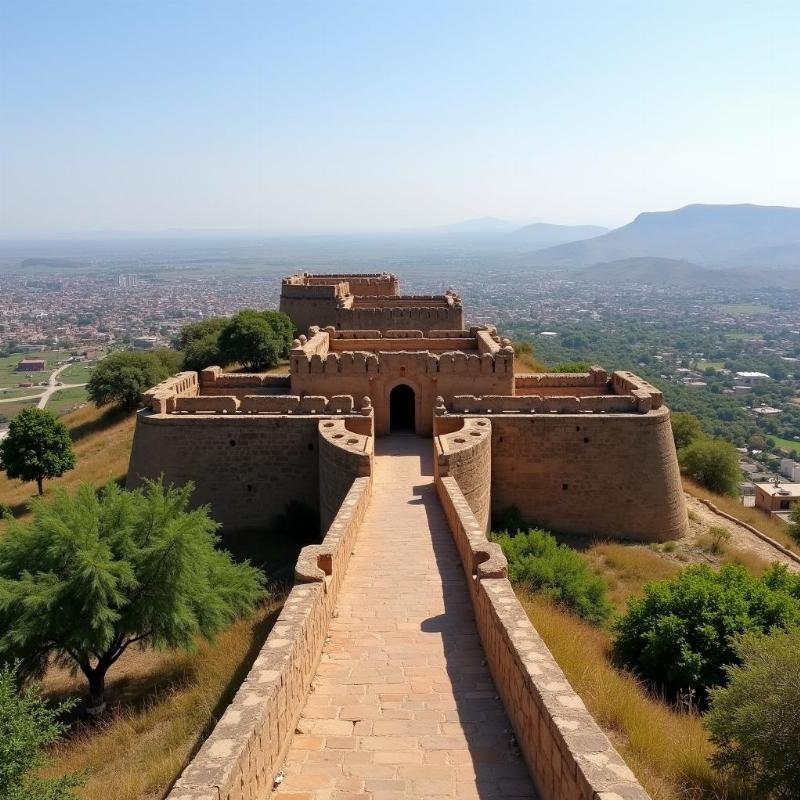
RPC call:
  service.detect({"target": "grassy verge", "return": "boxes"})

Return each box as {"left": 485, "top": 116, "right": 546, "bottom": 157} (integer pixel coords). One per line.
{"left": 46, "top": 385, "right": 89, "bottom": 416}
{"left": 44, "top": 594, "right": 285, "bottom": 800}
{"left": 0, "top": 403, "right": 137, "bottom": 522}
{"left": 518, "top": 590, "right": 747, "bottom": 800}
{"left": 682, "top": 477, "right": 799, "bottom": 554}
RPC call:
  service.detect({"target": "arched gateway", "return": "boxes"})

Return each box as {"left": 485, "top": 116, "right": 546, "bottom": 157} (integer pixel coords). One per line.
{"left": 389, "top": 383, "right": 415, "bottom": 432}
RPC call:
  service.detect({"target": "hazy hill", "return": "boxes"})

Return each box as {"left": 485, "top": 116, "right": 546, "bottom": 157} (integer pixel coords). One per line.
{"left": 574, "top": 256, "right": 800, "bottom": 289}
{"left": 509, "top": 222, "right": 607, "bottom": 247}
{"left": 432, "top": 216, "right": 520, "bottom": 234}
{"left": 530, "top": 204, "right": 800, "bottom": 267}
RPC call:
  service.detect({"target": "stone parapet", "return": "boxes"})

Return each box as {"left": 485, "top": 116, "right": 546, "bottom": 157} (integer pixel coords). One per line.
{"left": 612, "top": 370, "right": 663, "bottom": 409}
{"left": 165, "top": 474, "right": 372, "bottom": 800}
{"left": 144, "top": 371, "right": 199, "bottom": 413}
{"left": 434, "top": 416, "right": 492, "bottom": 534}
{"left": 451, "top": 394, "right": 640, "bottom": 414}
{"left": 436, "top": 476, "right": 652, "bottom": 800}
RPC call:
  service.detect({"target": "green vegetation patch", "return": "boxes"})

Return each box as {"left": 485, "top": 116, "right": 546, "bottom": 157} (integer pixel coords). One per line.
{"left": 715, "top": 303, "right": 771, "bottom": 316}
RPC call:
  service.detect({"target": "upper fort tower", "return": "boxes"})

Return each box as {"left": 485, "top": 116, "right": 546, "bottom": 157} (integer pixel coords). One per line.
{"left": 279, "top": 271, "right": 463, "bottom": 334}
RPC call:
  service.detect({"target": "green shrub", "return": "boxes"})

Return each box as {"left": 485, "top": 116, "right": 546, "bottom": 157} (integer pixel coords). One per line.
{"left": 493, "top": 528, "right": 612, "bottom": 625}
{"left": 670, "top": 411, "right": 703, "bottom": 450}
{"left": 679, "top": 437, "right": 742, "bottom": 496}
{"left": 706, "top": 626, "right": 800, "bottom": 799}
{"left": 612, "top": 563, "right": 800, "bottom": 704}
{"left": 0, "top": 663, "right": 81, "bottom": 800}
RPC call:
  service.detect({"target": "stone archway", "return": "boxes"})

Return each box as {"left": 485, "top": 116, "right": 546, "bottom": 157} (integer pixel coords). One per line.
{"left": 389, "top": 384, "right": 416, "bottom": 432}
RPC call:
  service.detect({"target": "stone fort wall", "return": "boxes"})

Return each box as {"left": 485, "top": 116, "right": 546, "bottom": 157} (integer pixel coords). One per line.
{"left": 442, "top": 404, "right": 687, "bottom": 541}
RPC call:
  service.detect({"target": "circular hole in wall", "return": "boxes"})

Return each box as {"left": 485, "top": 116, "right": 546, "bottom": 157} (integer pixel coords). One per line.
{"left": 453, "top": 437, "right": 466, "bottom": 444}
{"left": 323, "top": 422, "right": 335, "bottom": 428}
{"left": 584, "top": 437, "right": 589, "bottom": 444}
{"left": 575, "top": 425, "right": 581, "bottom": 432}
{"left": 308, "top": 443, "right": 314, "bottom": 451}
{"left": 476, "top": 420, "right": 487, "bottom": 426}
{"left": 562, "top": 483, "right": 569, "bottom": 491}
{"left": 229, "top": 439, "right": 236, "bottom": 447}
{"left": 333, "top": 433, "right": 344, "bottom": 439}
{"left": 247, "top": 484, "right": 253, "bottom": 492}
{"left": 347, "top": 438, "right": 358, "bottom": 445}
{"left": 470, "top": 431, "right": 481, "bottom": 437}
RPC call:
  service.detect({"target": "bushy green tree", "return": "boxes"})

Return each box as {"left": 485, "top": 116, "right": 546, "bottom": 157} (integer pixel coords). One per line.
{"left": 174, "top": 318, "right": 227, "bottom": 351}
{"left": 493, "top": 528, "right": 612, "bottom": 624}
{"left": 0, "top": 480, "right": 265, "bottom": 713}
{"left": 217, "top": 310, "right": 294, "bottom": 370}
{"left": 679, "top": 437, "right": 742, "bottom": 495}
{"left": 0, "top": 408, "right": 75, "bottom": 495}
{"left": 182, "top": 333, "right": 224, "bottom": 372}
{"left": 670, "top": 411, "right": 703, "bottom": 451}
{"left": 612, "top": 564, "right": 800, "bottom": 703}
{"left": 706, "top": 626, "right": 800, "bottom": 800}
{"left": 86, "top": 352, "right": 171, "bottom": 411}
{"left": 0, "top": 664, "right": 81, "bottom": 800}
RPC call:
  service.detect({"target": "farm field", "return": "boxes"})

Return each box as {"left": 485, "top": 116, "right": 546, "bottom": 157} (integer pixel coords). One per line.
{"left": 0, "top": 349, "right": 70, "bottom": 388}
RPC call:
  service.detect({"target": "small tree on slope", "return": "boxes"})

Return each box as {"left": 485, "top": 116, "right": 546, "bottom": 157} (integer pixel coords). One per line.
{"left": 0, "top": 480, "right": 265, "bottom": 714}
{"left": 0, "top": 407, "right": 75, "bottom": 495}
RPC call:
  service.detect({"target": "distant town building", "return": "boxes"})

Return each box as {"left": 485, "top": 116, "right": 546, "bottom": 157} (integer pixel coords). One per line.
{"left": 755, "top": 481, "right": 800, "bottom": 521}
{"left": 16, "top": 358, "right": 46, "bottom": 371}
{"left": 133, "top": 336, "right": 158, "bottom": 350}
{"left": 751, "top": 404, "right": 782, "bottom": 416}
{"left": 735, "top": 371, "right": 771, "bottom": 385}
{"left": 780, "top": 459, "right": 800, "bottom": 482}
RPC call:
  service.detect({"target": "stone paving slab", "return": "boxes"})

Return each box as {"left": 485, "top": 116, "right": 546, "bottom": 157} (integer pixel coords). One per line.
{"left": 273, "top": 436, "right": 536, "bottom": 799}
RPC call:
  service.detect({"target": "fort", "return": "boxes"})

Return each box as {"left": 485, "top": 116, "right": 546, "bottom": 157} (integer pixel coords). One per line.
{"left": 129, "top": 272, "right": 686, "bottom": 800}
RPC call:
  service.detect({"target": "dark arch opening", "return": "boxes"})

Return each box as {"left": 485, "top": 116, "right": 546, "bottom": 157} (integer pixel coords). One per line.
{"left": 390, "top": 384, "right": 416, "bottom": 432}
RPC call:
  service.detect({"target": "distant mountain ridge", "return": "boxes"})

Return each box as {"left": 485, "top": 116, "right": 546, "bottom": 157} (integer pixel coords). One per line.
{"left": 530, "top": 204, "right": 800, "bottom": 267}
{"left": 509, "top": 222, "right": 608, "bottom": 247}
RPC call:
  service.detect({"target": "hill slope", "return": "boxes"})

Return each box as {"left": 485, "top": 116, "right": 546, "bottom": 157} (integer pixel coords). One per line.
{"left": 530, "top": 204, "right": 800, "bottom": 266}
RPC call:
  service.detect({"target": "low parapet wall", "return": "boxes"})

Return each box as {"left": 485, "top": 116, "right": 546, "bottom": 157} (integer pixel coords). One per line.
{"left": 199, "top": 367, "right": 290, "bottom": 397}
{"left": 450, "top": 394, "right": 642, "bottom": 414}
{"left": 168, "top": 394, "right": 368, "bottom": 416}
{"left": 434, "top": 416, "right": 492, "bottom": 534}
{"left": 319, "top": 419, "right": 374, "bottom": 532}
{"left": 435, "top": 476, "right": 651, "bottom": 800}
{"left": 166, "top": 474, "right": 373, "bottom": 800}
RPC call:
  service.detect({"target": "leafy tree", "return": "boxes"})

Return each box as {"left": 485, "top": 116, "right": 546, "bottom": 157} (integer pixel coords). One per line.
{"left": 217, "top": 310, "right": 294, "bottom": 370}
{"left": 182, "top": 333, "right": 224, "bottom": 372}
{"left": 679, "top": 437, "right": 742, "bottom": 496}
{"left": 174, "top": 317, "right": 227, "bottom": 350}
{"left": 706, "top": 626, "right": 800, "bottom": 800}
{"left": 0, "top": 664, "right": 81, "bottom": 800}
{"left": 0, "top": 408, "right": 75, "bottom": 495}
{"left": 670, "top": 411, "right": 703, "bottom": 450}
{"left": 151, "top": 347, "right": 184, "bottom": 374}
{"left": 0, "top": 480, "right": 265, "bottom": 713}
{"left": 493, "top": 528, "right": 612, "bottom": 625}
{"left": 612, "top": 564, "right": 800, "bottom": 704}
{"left": 86, "top": 352, "right": 171, "bottom": 411}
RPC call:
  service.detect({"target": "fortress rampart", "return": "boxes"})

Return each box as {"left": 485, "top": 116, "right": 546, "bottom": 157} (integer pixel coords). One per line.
{"left": 438, "top": 402, "right": 686, "bottom": 541}
{"left": 128, "top": 380, "right": 375, "bottom": 534}
{"left": 279, "top": 271, "right": 462, "bottom": 333}
{"left": 166, "top": 469, "right": 373, "bottom": 800}
{"left": 435, "top": 473, "right": 650, "bottom": 800}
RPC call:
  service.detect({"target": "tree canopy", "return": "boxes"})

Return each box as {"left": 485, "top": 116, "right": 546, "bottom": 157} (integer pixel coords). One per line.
{"left": 679, "top": 437, "right": 742, "bottom": 496}
{"left": 0, "top": 480, "right": 266, "bottom": 712}
{"left": 670, "top": 411, "right": 703, "bottom": 451}
{"left": 706, "top": 626, "right": 800, "bottom": 800}
{"left": 0, "top": 663, "right": 81, "bottom": 800}
{"left": 86, "top": 351, "right": 177, "bottom": 411}
{"left": 216, "top": 309, "right": 294, "bottom": 370}
{"left": 0, "top": 408, "right": 75, "bottom": 495}
{"left": 612, "top": 563, "right": 800, "bottom": 704}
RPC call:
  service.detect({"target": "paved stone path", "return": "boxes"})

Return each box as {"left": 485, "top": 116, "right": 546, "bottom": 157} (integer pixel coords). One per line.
{"left": 274, "top": 436, "right": 535, "bottom": 800}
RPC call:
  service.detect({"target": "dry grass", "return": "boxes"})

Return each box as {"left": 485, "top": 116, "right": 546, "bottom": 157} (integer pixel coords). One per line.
{"left": 44, "top": 594, "right": 285, "bottom": 800}
{"left": 583, "top": 542, "right": 681, "bottom": 612}
{"left": 518, "top": 590, "right": 748, "bottom": 800}
{"left": 0, "top": 403, "right": 137, "bottom": 522}
{"left": 682, "top": 478, "right": 799, "bottom": 554}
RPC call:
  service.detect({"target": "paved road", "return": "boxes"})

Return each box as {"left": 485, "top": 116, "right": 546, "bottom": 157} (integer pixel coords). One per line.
{"left": 0, "top": 363, "right": 87, "bottom": 441}
{"left": 273, "top": 436, "right": 535, "bottom": 799}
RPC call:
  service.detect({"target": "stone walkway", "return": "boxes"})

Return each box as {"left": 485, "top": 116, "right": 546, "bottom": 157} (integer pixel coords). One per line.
{"left": 273, "top": 436, "right": 535, "bottom": 799}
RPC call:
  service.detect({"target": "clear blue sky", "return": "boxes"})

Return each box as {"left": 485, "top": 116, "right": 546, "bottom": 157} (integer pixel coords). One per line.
{"left": 1, "top": 0, "right": 798, "bottom": 234}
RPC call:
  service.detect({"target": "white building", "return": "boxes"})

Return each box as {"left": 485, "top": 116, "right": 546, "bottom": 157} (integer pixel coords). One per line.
{"left": 780, "top": 459, "right": 800, "bottom": 482}
{"left": 735, "top": 371, "right": 771, "bottom": 386}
